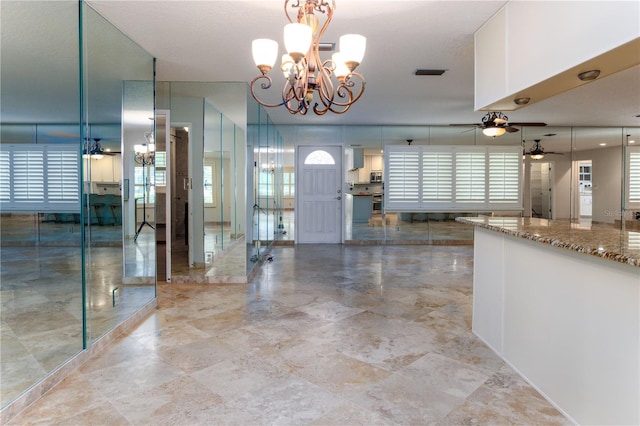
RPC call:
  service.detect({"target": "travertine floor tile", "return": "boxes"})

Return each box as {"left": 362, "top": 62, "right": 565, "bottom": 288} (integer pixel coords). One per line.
{"left": 6, "top": 245, "right": 570, "bottom": 425}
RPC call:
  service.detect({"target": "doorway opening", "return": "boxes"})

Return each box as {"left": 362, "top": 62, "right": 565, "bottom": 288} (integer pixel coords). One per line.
{"left": 530, "top": 161, "right": 554, "bottom": 219}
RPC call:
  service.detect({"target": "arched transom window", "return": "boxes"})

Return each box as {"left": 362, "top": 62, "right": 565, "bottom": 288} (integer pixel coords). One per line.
{"left": 304, "top": 150, "right": 335, "bottom": 165}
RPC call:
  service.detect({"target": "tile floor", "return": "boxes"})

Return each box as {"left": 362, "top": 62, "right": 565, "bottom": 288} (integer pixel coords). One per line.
{"left": 7, "top": 244, "right": 570, "bottom": 425}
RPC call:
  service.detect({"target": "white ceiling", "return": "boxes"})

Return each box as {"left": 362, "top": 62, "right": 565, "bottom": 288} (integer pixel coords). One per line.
{"left": 85, "top": 0, "right": 640, "bottom": 130}
{"left": 2, "top": 1, "right": 638, "bottom": 154}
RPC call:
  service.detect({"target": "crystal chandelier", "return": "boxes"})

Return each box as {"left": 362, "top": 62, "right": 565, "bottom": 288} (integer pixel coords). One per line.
{"left": 250, "top": 0, "right": 366, "bottom": 116}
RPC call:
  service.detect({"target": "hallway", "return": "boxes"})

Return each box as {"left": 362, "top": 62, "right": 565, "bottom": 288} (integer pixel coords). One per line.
{"left": 8, "top": 245, "right": 569, "bottom": 425}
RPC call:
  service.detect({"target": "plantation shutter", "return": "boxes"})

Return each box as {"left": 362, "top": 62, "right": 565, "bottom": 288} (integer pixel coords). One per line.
{"left": 387, "top": 149, "right": 420, "bottom": 208}
{"left": 0, "top": 144, "right": 80, "bottom": 212}
{"left": 47, "top": 149, "right": 80, "bottom": 204}
{"left": 489, "top": 150, "right": 520, "bottom": 204}
{"left": 628, "top": 149, "right": 640, "bottom": 206}
{"left": 422, "top": 150, "right": 453, "bottom": 202}
{"left": 384, "top": 145, "right": 522, "bottom": 211}
{"left": 455, "top": 150, "right": 486, "bottom": 203}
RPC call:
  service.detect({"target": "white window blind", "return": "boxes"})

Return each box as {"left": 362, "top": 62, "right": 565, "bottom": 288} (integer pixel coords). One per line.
{"left": 422, "top": 151, "right": 452, "bottom": 202}
{"left": 384, "top": 145, "right": 522, "bottom": 211}
{"left": 628, "top": 149, "right": 640, "bottom": 206}
{"left": 0, "top": 151, "right": 9, "bottom": 202}
{"left": 455, "top": 150, "right": 486, "bottom": 203}
{"left": 489, "top": 150, "right": 520, "bottom": 203}
{"left": 387, "top": 150, "right": 420, "bottom": 205}
{"left": 0, "top": 144, "right": 79, "bottom": 212}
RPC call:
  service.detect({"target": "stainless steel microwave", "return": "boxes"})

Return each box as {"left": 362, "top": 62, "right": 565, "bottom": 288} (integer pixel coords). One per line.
{"left": 370, "top": 172, "right": 382, "bottom": 183}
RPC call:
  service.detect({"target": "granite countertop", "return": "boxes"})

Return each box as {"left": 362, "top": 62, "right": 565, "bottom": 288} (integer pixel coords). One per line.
{"left": 455, "top": 216, "right": 640, "bottom": 267}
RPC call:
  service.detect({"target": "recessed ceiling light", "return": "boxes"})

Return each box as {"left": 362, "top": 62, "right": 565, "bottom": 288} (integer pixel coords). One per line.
{"left": 599, "top": 143, "right": 607, "bottom": 146}
{"left": 513, "top": 97, "right": 530, "bottom": 105}
{"left": 629, "top": 140, "right": 636, "bottom": 144}
{"left": 578, "top": 69, "right": 600, "bottom": 81}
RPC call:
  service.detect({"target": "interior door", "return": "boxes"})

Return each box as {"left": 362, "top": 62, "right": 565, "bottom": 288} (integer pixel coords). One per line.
{"left": 296, "top": 145, "right": 343, "bottom": 243}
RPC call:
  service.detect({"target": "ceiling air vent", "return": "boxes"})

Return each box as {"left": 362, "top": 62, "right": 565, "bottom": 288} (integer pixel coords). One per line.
{"left": 318, "top": 43, "right": 335, "bottom": 52}
{"left": 414, "top": 69, "right": 446, "bottom": 76}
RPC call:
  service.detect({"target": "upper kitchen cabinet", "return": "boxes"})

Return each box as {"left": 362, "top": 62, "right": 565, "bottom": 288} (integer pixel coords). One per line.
{"left": 369, "top": 154, "right": 383, "bottom": 172}
{"left": 353, "top": 148, "right": 364, "bottom": 169}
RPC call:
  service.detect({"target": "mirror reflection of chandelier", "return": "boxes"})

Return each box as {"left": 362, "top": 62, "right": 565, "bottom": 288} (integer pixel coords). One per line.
{"left": 250, "top": 0, "right": 366, "bottom": 116}
{"left": 134, "top": 131, "right": 155, "bottom": 165}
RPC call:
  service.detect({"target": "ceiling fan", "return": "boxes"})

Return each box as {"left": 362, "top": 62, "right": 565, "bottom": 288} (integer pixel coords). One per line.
{"left": 524, "top": 139, "right": 564, "bottom": 160}
{"left": 450, "top": 111, "right": 547, "bottom": 137}
{"left": 83, "top": 138, "right": 119, "bottom": 159}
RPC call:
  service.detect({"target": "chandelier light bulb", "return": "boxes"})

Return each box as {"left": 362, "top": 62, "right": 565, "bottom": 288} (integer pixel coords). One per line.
{"left": 339, "top": 34, "right": 366, "bottom": 70}
{"left": 252, "top": 39, "right": 279, "bottom": 74}
{"left": 281, "top": 54, "right": 295, "bottom": 79}
{"left": 284, "top": 23, "right": 312, "bottom": 63}
{"left": 332, "top": 52, "right": 350, "bottom": 80}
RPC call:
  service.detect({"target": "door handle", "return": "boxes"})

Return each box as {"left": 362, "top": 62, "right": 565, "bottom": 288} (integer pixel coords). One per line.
{"left": 335, "top": 196, "right": 342, "bottom": 200}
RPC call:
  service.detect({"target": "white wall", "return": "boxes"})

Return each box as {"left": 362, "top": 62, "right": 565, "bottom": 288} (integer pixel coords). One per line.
{"left": 573, "top": 146, "right": 622, "bottom": 224}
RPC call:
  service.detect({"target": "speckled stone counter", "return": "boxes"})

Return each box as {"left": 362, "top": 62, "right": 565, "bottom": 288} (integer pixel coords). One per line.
{"left": 455, "top": 216, "right": 640, "bottom": 267}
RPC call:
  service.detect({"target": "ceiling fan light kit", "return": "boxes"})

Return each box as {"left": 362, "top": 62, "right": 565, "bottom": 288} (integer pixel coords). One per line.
{"left": 250, "top": 0, "right": 366, "bottom": 116}
{"left": 450, "top": 111, "right": 547, "bottom": 137}
{"left": 482, "top": 126, "right": 506, "bottom": 137}
{"left": 83, "top": 138, "right": 106, "bottom": 160}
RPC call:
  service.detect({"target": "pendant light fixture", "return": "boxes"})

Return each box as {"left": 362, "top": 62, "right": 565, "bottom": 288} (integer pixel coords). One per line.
{"left": 250, "top": 0, "right": 366, "bottom": 116}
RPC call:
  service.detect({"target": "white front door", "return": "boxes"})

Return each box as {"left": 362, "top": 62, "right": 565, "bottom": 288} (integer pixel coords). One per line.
{"left": 296, "top": 145, "right": 343, "bottom": 243}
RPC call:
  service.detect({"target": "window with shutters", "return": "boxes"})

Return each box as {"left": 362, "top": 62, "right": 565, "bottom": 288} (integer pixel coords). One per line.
{"left": 489, "top": 150, "right": 520, "bottom": 204}
{"left": 0, "top": 144, "right": 80, "bottom": 212}
{"left": 384, "top": 145, "right": 522, "bottom": 211}
{"left": 422, "top": 150, "right": 452, "bottom": 202}
{"left": 455, "top": 150, "right": 486, "bottom": 203}
{"left": 628, "top": 148, "right": 640, "bottom": 207}
{"left": 387, "top": 149, "right": 420, "bottom": 206}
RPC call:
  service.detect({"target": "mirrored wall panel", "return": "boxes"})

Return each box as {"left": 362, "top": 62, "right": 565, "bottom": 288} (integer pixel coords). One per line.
{"left": 0, "top": 0, "right": 156, "bottom": 409}
{"left": 156, "top": 82, "right": 249, "bottom": 281}
{"left": 275, "top": 124, "right": 638, "bottom": 246}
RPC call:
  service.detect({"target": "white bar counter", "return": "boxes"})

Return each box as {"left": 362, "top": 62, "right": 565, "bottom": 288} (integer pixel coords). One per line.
{"left": 456, "top": 216, "right": 639, "bottom": 425}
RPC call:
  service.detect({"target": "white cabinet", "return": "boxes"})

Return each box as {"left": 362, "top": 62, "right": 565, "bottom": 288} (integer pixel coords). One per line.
{"left": 369, "top": 155, "right": 383, "bottom": 172}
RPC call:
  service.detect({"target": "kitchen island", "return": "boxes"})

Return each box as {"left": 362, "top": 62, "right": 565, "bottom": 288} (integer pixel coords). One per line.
{"left": 456, "top": 216, "right": 639, "bottom": 425}
{"left": 351, "top": 193, "right": 373, "bottom": 223}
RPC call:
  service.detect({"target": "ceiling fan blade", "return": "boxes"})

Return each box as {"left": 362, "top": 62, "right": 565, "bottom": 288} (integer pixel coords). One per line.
{"left": 505, "top": 126, "right": 520, "bottom": 133}
{"left": 449, "top": 123, "right": 481, "bottom": 127}
{"left": 508, "top": 122, "right": 547, "bottom": 127}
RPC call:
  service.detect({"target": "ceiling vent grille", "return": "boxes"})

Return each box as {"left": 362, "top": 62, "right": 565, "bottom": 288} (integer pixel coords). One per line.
{"left": 414, "top": 69, "right": 446, "bottom": 76}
